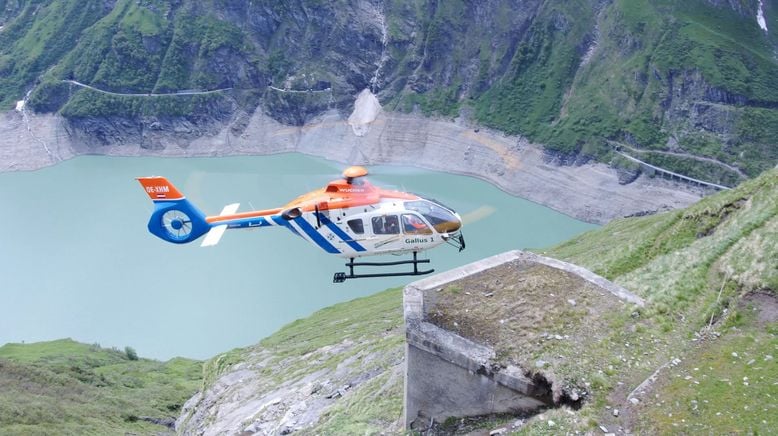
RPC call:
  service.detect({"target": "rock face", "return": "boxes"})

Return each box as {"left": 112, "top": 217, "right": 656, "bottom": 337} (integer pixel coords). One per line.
{"left": 347, "top": 89, "right": 382, "bottom": 136}
{"left": 177, "top": 345, "right": 404, "bottom": 435}
{"left": 175, "top": 288, "right": 407, "bottom": 435}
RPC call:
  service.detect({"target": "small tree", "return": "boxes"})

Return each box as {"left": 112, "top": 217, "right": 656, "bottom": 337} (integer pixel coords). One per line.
{"left": 125, "top": 346, "right": 138, "bottom": 361}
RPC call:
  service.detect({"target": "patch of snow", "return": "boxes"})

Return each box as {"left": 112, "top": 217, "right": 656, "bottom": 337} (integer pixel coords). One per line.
{"left": 348, "top": 89, "right": 382, "bottom": 137}
{"left": 757, "top": 0, "right": 768, "bottom": 33}
{"left": 15, "top": 100, "right": 25, "bottom": 112}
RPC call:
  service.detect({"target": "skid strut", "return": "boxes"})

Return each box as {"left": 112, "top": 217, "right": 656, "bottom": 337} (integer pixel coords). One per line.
{"left": 333, "top": 252, "right": 434, "bottom": 283}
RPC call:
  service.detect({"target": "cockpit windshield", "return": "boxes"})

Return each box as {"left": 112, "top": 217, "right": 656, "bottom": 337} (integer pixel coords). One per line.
{"left": 404, "top": 200, "right": 459, "bottom": 231}
{"left": 425, "top": 198, "right": 456, "bottom": 214}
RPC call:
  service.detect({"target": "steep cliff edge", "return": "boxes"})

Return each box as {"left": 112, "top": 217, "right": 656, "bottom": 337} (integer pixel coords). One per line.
{"left": 178, "top": 168, "right": 776, "bottom": 434}
{"left": 1, "top": 0, "right": 776, "bottom": 183}
{"left": 177, "top": 288, "right": 407, "bottom": 435}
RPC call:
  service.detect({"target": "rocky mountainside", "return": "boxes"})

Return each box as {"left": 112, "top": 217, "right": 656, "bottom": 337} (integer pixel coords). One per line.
{"left": 1, "top": 0, "right": 777, "bottom": 183}
{"left": 178, "top": 168, "right": 776, "bottom": 434}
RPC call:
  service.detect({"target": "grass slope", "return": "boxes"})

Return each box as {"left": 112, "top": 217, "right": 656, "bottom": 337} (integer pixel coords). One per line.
{"left": 190, "top": 170, "right": 775, "bottom": 434}
{"left": 0, "top": 0, "right": 108, "bottom": 108}
{"left": 635, "top": 297, "right": 777, "bottom": 434}
{"left": 541, "top": 168, "right": 777, "bottom": 433}
{"left": 0, "top": 339, "right": 202, "bottom": 436}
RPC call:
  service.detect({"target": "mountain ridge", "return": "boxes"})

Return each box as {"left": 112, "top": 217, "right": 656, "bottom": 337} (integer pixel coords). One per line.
{"left": 1, "top": 0, "right": 777, "bottom": 184}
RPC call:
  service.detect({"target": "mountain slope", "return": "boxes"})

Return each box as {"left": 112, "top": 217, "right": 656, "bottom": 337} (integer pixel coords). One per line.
{"left": 545, "top": 166, "right": 777, "bottom": 433}
{"left": 1, "top": 0, "right": 776, "bottom": 182}
{"left": 0, "top": 339, "right": 202, "bottom": 435}
{"left": 180, "top": 167, "right": 776, "bottom": 434}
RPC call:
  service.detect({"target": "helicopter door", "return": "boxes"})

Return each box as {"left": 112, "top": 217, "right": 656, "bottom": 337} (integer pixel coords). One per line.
{"left": 371, "top": 215, "right": 400, "bottom": 235}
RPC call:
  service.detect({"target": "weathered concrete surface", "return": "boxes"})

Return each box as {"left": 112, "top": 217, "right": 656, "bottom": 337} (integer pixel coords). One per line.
{"left": 0, "top": 108, "right": 702, "bottom": 224}
{"left": 405, "top": 343, "right": 550, "bottom": 430}
{"left": 407, "top": 250, "right": 643, "bottom": 307}
{"left": 403, "top": 250, "right": 645, "bottom": 428}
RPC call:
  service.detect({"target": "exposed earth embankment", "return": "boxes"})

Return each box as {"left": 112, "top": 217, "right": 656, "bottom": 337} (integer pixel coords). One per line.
{"left": 0, "top": 109, "right": 701, "bottom": 224}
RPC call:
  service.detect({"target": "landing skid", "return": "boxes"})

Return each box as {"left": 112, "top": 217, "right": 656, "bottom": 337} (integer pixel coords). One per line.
{"left": 333, "top": 252, "right": 434, "bottom": 283}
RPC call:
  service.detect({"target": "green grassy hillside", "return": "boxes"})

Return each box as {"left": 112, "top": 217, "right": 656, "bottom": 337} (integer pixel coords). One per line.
{"left": 541, "top": 0, "right": 778, "bottom": 179}
{"left": 542, "top": 168, "right": 777, "bottom": 433}
{"left": 0, "top": 339, "right": 201, "bottom": 435}
{"left": 186, "top": 168, "right": 776, "bottom": 434}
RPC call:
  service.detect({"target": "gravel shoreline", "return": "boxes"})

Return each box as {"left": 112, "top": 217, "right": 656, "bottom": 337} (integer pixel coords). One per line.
{"left": 0, "top": 109, "right": 702, "bottom": 224}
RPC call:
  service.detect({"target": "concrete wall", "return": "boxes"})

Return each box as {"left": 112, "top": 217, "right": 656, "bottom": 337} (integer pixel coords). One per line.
{"left": 405, "top": 343, "right": 549, "bottom": 430}
{"left": 403, "top": 250, "right": 645, "bottom": 429}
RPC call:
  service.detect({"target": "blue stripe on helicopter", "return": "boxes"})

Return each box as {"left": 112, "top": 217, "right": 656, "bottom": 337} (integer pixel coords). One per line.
{"left": 315, "top": 213, "right": 366, "bottom": 252}
{"left": 272, "top": 215, "right": 300, "bottom": 236}
{"left": 227, "top": 216, "right": 272, "bottom": 229}
{"left": 294, "top": 217, "right": 340, "bottom": 254}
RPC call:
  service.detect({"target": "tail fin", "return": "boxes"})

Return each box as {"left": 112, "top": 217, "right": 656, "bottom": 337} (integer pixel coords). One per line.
{"left": 137, "top": 177, "right": 211, "bottom": 244}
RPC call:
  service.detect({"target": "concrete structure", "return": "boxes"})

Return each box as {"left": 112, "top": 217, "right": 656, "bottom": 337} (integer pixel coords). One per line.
{"left": 614, "top": 148, "right": 732, "bottom": 190}
{"left": 403, "top": 250, "right": 645, "bottom": 430}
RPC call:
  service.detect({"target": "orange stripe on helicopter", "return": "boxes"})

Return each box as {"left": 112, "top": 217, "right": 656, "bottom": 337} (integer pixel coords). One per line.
{"left": 282, "top": 179, "right": 419, "bottom": 211}
{"left": 206, "top": 167, "right": 419, "bottom": 223}
{"left": 205, "top": 184, "right": 418, "bottom": 223}
{"left": 206, "top": 208, "right": 284, "bottom": 223}
{"left": 137, "top": 176, "right": 185, "bottom": 200}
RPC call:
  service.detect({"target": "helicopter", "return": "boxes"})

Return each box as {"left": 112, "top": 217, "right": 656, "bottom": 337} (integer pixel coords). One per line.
{"left": 137, "top": 166, "right": 465, "bottom": 282}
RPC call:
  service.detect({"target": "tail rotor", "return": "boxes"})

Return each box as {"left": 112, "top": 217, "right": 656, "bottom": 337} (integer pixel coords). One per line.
{"left": 161, "top": 209, "right": 195, "bottom": 242}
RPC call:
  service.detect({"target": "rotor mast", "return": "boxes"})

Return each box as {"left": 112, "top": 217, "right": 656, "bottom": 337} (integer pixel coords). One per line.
{"left": 343, "top": 166, "right": 368, "bottom": 184}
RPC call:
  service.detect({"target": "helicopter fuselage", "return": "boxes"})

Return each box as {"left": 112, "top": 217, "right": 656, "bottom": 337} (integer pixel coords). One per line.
{"left": 137, "top": 166, "right": 465, "bottom": 280}
{"left": 203, "top": 180, "right": 463, "bottom": 258}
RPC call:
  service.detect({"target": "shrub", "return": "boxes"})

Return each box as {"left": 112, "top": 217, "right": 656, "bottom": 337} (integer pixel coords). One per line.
{"left": 124, "top": 346, "right": 138, "bottom": 361}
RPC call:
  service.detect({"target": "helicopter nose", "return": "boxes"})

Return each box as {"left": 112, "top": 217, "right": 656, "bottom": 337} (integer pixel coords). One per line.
{"left": 434, "top": 214, "right": 462, "bottom": 233}
{"left": 452, "top": 213, "right": 463, "bottom": 231}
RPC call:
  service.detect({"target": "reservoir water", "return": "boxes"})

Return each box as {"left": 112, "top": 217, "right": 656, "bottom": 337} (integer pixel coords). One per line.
{"left": 0, "top": 153, "right": 597, "bottom": 360}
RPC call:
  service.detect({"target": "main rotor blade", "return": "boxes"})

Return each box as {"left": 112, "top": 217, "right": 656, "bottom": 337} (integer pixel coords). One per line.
{"left": 461, "top": 205, "right": 496, "bottom": 225}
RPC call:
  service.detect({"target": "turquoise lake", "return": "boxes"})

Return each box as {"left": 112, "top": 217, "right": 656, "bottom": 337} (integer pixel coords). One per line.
{"left": 0, "top": 153, "right": 597, "bottom": 360}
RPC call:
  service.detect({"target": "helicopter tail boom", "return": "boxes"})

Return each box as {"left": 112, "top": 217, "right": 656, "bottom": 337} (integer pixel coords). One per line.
{"left": 137, "top": 176, "right": 211, "bottom": 244}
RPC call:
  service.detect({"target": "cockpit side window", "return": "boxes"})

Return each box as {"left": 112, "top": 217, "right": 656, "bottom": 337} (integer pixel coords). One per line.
{"left": 372, "top": 215, "right": 400, "bottom": 234}
{"left": 402, "top": 214, "right": 432, "bottom": 235}
{"left": 347, "top": 219, "right": 364, "bottom": 234}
